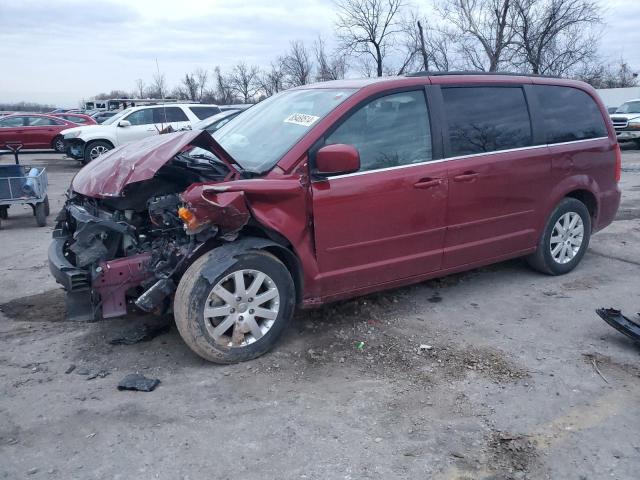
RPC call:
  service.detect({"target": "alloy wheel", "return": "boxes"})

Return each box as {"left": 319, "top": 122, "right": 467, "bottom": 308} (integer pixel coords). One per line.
{"left": 203, "top": 269, "right": 280, "bottom": 347}
{"left": 549, "top": 212, "right": 584, "bottom": 264}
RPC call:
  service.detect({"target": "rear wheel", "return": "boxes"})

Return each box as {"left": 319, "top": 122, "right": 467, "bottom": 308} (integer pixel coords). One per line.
{"left": 0, "top": 206, "right": 7, "bottom": 219}
{"left": 174, "top": 249, "right": 295, "bottom": 364}
{"left": 52, "top": 136, "right": 65, "bottom": 153}
{"left": 43, "top": 195, "right": 50, "bottom": 216}
{"left": 83, "top": 140, "right": 112, "bottom": 164}
{"left": 35, "top": 202, "right": 47, "bottom": 227}
{"left": 526, "top": 197, "right": 591, "bottom": 275}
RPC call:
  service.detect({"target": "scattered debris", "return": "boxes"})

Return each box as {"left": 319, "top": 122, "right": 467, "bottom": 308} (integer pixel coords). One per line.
{"left": 419, "top": 344, "right": 433, "bottom": 351}
{"left": 65, "top": 364, "right": 76, "bottom": 374}
{"left": 590, "top": 357, "right": 609, "bottom": 384}
{"left": 489, "top": 432, "right": 538, "bottom": 473}
{"left": 355, "top": 341, "right": 365, "bottom": 351}
{"left": 428, "top": 292, "right": 442, "bottom": 303}
{"left": 75, "top": 366, "right": 109, "bottom": 380}
{"left": 117, "top": 373, "right": 160, "bottom": 392}
{"left": 108, "top": 321, "right": 171, "bottom": 345}
{"left": 596, "top": 308, "right": 640, "bottom": 344}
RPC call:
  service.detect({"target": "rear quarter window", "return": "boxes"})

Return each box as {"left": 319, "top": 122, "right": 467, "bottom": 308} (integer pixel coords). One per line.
{"left": 534, "top": 85, "right": 607, "bottom": 143}
{"left": 442, "top": 86, "right": 532, "bottom": 156}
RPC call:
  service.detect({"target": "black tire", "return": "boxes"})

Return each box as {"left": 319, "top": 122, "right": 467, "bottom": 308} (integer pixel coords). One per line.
{"left": 83, "top": 140, "right": 112, "bottom": 164}
{"left": 52, "top": 136, "right": 66, "bottom": 153}
{"left": 43, "top": 195, "right": 50, "bottom": 216}
{"left": 35, "top": 202, "right": 47, "bottom": 227}
{"left": 0, "top": 206, "right": 7, "bottom": 220}
{"left": 174, "top": 249, "right": 295, "bottom": 364}
{"left": 526, "top": 197, "right": 591, "bottom": 275}
{"left": 635, "top": 140, "right": 640, "bottom": 150}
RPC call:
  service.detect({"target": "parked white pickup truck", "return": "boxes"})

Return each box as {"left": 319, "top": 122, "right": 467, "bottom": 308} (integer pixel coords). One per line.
{"left": 62, "top": 104, "right": 221, "bottom": 163}
{"left": 609, "top": 99, "right": 640, "bottom": 147}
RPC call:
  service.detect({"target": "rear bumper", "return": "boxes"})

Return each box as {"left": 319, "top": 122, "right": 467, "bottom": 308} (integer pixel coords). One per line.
{"left": 595, "top": 186, "right": 622, "bottom": 232}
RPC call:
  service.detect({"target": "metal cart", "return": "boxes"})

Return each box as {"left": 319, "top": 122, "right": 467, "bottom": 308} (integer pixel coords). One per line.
{"left": 0, "top": 144, "right": 50, "bottom": 228}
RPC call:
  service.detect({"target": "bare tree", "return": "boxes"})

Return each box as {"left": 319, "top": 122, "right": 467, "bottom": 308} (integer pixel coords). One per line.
{"left": 150, "top": 71, "right": 167, "bottom": 98}
{"left": 314, "top": 36, "right": 348, "bottom": 81}
{"left": 258, "top": 60, "right": 286, "bottom": 97}
{"left": 398, "top": 13, "right": 455, "bottom": 73}
{"left": 334, "top": 0, "right": 405, "bottom": 77}
{"left": 135, "top": 79, "right": 146, "bottom": 98}
{"left": 182, "top": 73, "right": 199, "bottom": 101}
{"left": 195, "top": 68, "right": 208, "bottom": 100}
{"left": 282, "top": 40, "right": 313, "bottom": 86}
{"left": 213, "top": 66, "right": 236, "bottom": 104}
{"left": 440, "top": 0, "right": 516, "bottom": 72}
{"left": 512, "top": 0, "right": 601, "bottom": 76}
{"left": 229, "top": 62, "right": 260, "bottom": 103}
{"left": 577, "top": 59, "right": 638, "bottom": 88}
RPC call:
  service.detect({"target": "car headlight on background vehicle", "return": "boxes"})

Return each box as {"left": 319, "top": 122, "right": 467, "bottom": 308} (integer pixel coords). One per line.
{"left": 64, "top": 131, "right": 82, "bottom": 139}
{"left": 627, "top": 120, "right": 640, "bottom": 130}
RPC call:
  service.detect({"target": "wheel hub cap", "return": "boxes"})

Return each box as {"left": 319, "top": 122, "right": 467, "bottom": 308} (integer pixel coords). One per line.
{"left": 203, "top": 269, "right": 280, "bottom": 348}
{"left": 549, "top": 212, "right": 584, "bottom": 264}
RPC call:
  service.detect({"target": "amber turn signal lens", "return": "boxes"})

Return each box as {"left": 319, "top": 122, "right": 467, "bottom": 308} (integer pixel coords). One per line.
{"left": 178, "top": 207, "right": 195, "bottom": 223}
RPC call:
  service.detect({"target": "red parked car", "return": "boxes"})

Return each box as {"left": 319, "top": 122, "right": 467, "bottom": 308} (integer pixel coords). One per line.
{"left": 0, "top": 113, "right": 78, "bottom": 152}
{"left": 49, "top": 73, "right": 621, "bottom": 363}
{"left": 50, "top": 113, "right": 97, "bottom": 126}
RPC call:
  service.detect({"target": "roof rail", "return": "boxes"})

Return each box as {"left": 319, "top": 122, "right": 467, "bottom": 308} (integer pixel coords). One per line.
{"left": 405, "top": 70, "right": 558, "bottom": 79}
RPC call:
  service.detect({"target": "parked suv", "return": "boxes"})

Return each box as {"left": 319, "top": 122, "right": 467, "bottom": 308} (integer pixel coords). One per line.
{"left": 610, "top": 99, "right": 640, "bottom": 147}
{"left": 49, "top": 73, "right": 621, "bottom": 364}
{"left": 61, "top": 103, "right": 221, "bottom": 163}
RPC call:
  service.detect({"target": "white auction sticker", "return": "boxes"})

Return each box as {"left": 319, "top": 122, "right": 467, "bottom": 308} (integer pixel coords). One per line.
{"left": 284, "top": 113, "right": 320, "bottom": 127}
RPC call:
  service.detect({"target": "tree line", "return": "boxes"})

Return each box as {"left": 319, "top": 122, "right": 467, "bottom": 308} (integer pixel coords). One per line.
{"left": 88, "top": 0, "right": 640, "bottom": 106}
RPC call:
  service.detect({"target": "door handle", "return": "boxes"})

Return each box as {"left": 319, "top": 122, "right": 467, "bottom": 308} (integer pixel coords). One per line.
{"left": 453, "top": 171, "right": 479, "bottom": 182}
{"left": 414, "top": 178, "right": 442, "bottom": 189}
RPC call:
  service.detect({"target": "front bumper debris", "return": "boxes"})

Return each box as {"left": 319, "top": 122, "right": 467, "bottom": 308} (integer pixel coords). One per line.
{"left": 596, "top": 308, "right": 640, "bottom": 344}
{"left": 615, "top": 130, "right": 640, "bottom": 140}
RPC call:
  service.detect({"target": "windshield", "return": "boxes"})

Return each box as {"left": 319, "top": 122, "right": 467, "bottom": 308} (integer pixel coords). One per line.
{"left": 213, "top": 88, "right": 356, "bottom": 172}
{"left": 102, "top": 108, "right": 131, "bottom": 125}
{"left": 615, "top": 101, "right": 640, "bottom": 114}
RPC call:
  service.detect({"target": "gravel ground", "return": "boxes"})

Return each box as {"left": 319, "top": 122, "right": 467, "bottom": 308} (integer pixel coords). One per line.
{"left": 1, "top": 146, "right": 639, "bottom": 480}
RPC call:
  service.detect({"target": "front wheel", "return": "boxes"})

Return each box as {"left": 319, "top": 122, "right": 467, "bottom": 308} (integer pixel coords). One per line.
{"left": 52, "top": 136, "right": 66, "bottom": 153}
{"left": 526, "top": 197, "right": 591, "bottom": 275}
{"left": 83, "top": 140, "right": 112, "bottom": 164}
{"left": 174, "top": 249, "right": 295, "bottom": 364}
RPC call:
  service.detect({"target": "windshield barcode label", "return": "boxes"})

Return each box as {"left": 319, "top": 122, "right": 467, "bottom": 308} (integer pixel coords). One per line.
{"left": 284, "top": 113, "right": 320, "bottom": 127}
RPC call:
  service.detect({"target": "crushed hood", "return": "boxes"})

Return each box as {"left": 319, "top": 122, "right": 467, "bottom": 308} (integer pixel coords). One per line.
{"left": 72, "top": 130, "right": 240, "bottom": 198}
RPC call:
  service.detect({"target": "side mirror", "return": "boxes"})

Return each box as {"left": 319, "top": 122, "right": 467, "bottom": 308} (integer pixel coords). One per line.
{"left": 118, "top": 120, "right": 131, "bottom": 127}
{"left": 314, "top": 144, "right": 360, "bottom": 177}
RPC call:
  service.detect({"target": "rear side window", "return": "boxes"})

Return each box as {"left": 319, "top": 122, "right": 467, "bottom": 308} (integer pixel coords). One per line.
{"left": 534, "top": 85, "right": 607, "bottom": 143}
{"left": 325, "top": 90, "right": 432, "bottom": 172}
{"left": 66, "top": 115, "right": 88, "bottom": 124}
{"left": 154, "top": 107, "right": 189, "bottom": 123}
{"left": 27, "top": 116, "right": 63, "bottom": 126}
{"left": 190, "top": 106, "right": 221, "bottom": 120}
{"left": 443, "top": 87, "right": 532, "bottom": 156}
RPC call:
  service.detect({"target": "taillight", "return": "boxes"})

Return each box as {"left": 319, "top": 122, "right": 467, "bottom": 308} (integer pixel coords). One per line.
{"left": 614, "top": 142, "right": 622, "bottom": 183}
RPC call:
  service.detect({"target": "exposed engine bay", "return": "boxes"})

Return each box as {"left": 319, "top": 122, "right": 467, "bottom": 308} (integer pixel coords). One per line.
{"left": 51, "top": 142, "right": 242, "bottom": 321}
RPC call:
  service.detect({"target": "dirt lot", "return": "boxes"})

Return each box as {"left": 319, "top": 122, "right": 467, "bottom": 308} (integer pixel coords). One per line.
{"left": 1, "top": 147, "right": 639, "bottom": 479}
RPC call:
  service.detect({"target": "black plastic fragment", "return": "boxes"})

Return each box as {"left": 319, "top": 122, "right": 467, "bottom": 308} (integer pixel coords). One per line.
{"left": 109, "top": 321, "right": 170, "bottom": 345}
{"left": 117, "top": 374, "right": 160, "bottom": 392}
{"left": 596, "top": 308, "right": 640, "bottom": 344}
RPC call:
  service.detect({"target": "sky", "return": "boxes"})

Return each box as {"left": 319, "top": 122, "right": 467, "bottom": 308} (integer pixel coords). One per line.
{"left": 0, "top": 0, "right": 638, "bottom": 107}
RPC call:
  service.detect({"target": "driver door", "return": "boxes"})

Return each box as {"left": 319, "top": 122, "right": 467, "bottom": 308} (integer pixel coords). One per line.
{"left": 116, "top": 108, "right": 158, "bottom": 144}
{"left": 311, "top": 89, "right": 448, "bottom": 296}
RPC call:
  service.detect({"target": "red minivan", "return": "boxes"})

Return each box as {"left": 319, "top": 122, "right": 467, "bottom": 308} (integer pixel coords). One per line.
{"left": 49, "top": 73, "right": 621, "bottom": 363}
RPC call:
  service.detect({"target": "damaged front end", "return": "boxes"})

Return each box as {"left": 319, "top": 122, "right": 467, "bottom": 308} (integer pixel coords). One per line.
{"left": 48, "top": 130, "right": 250, "bottom": 321}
